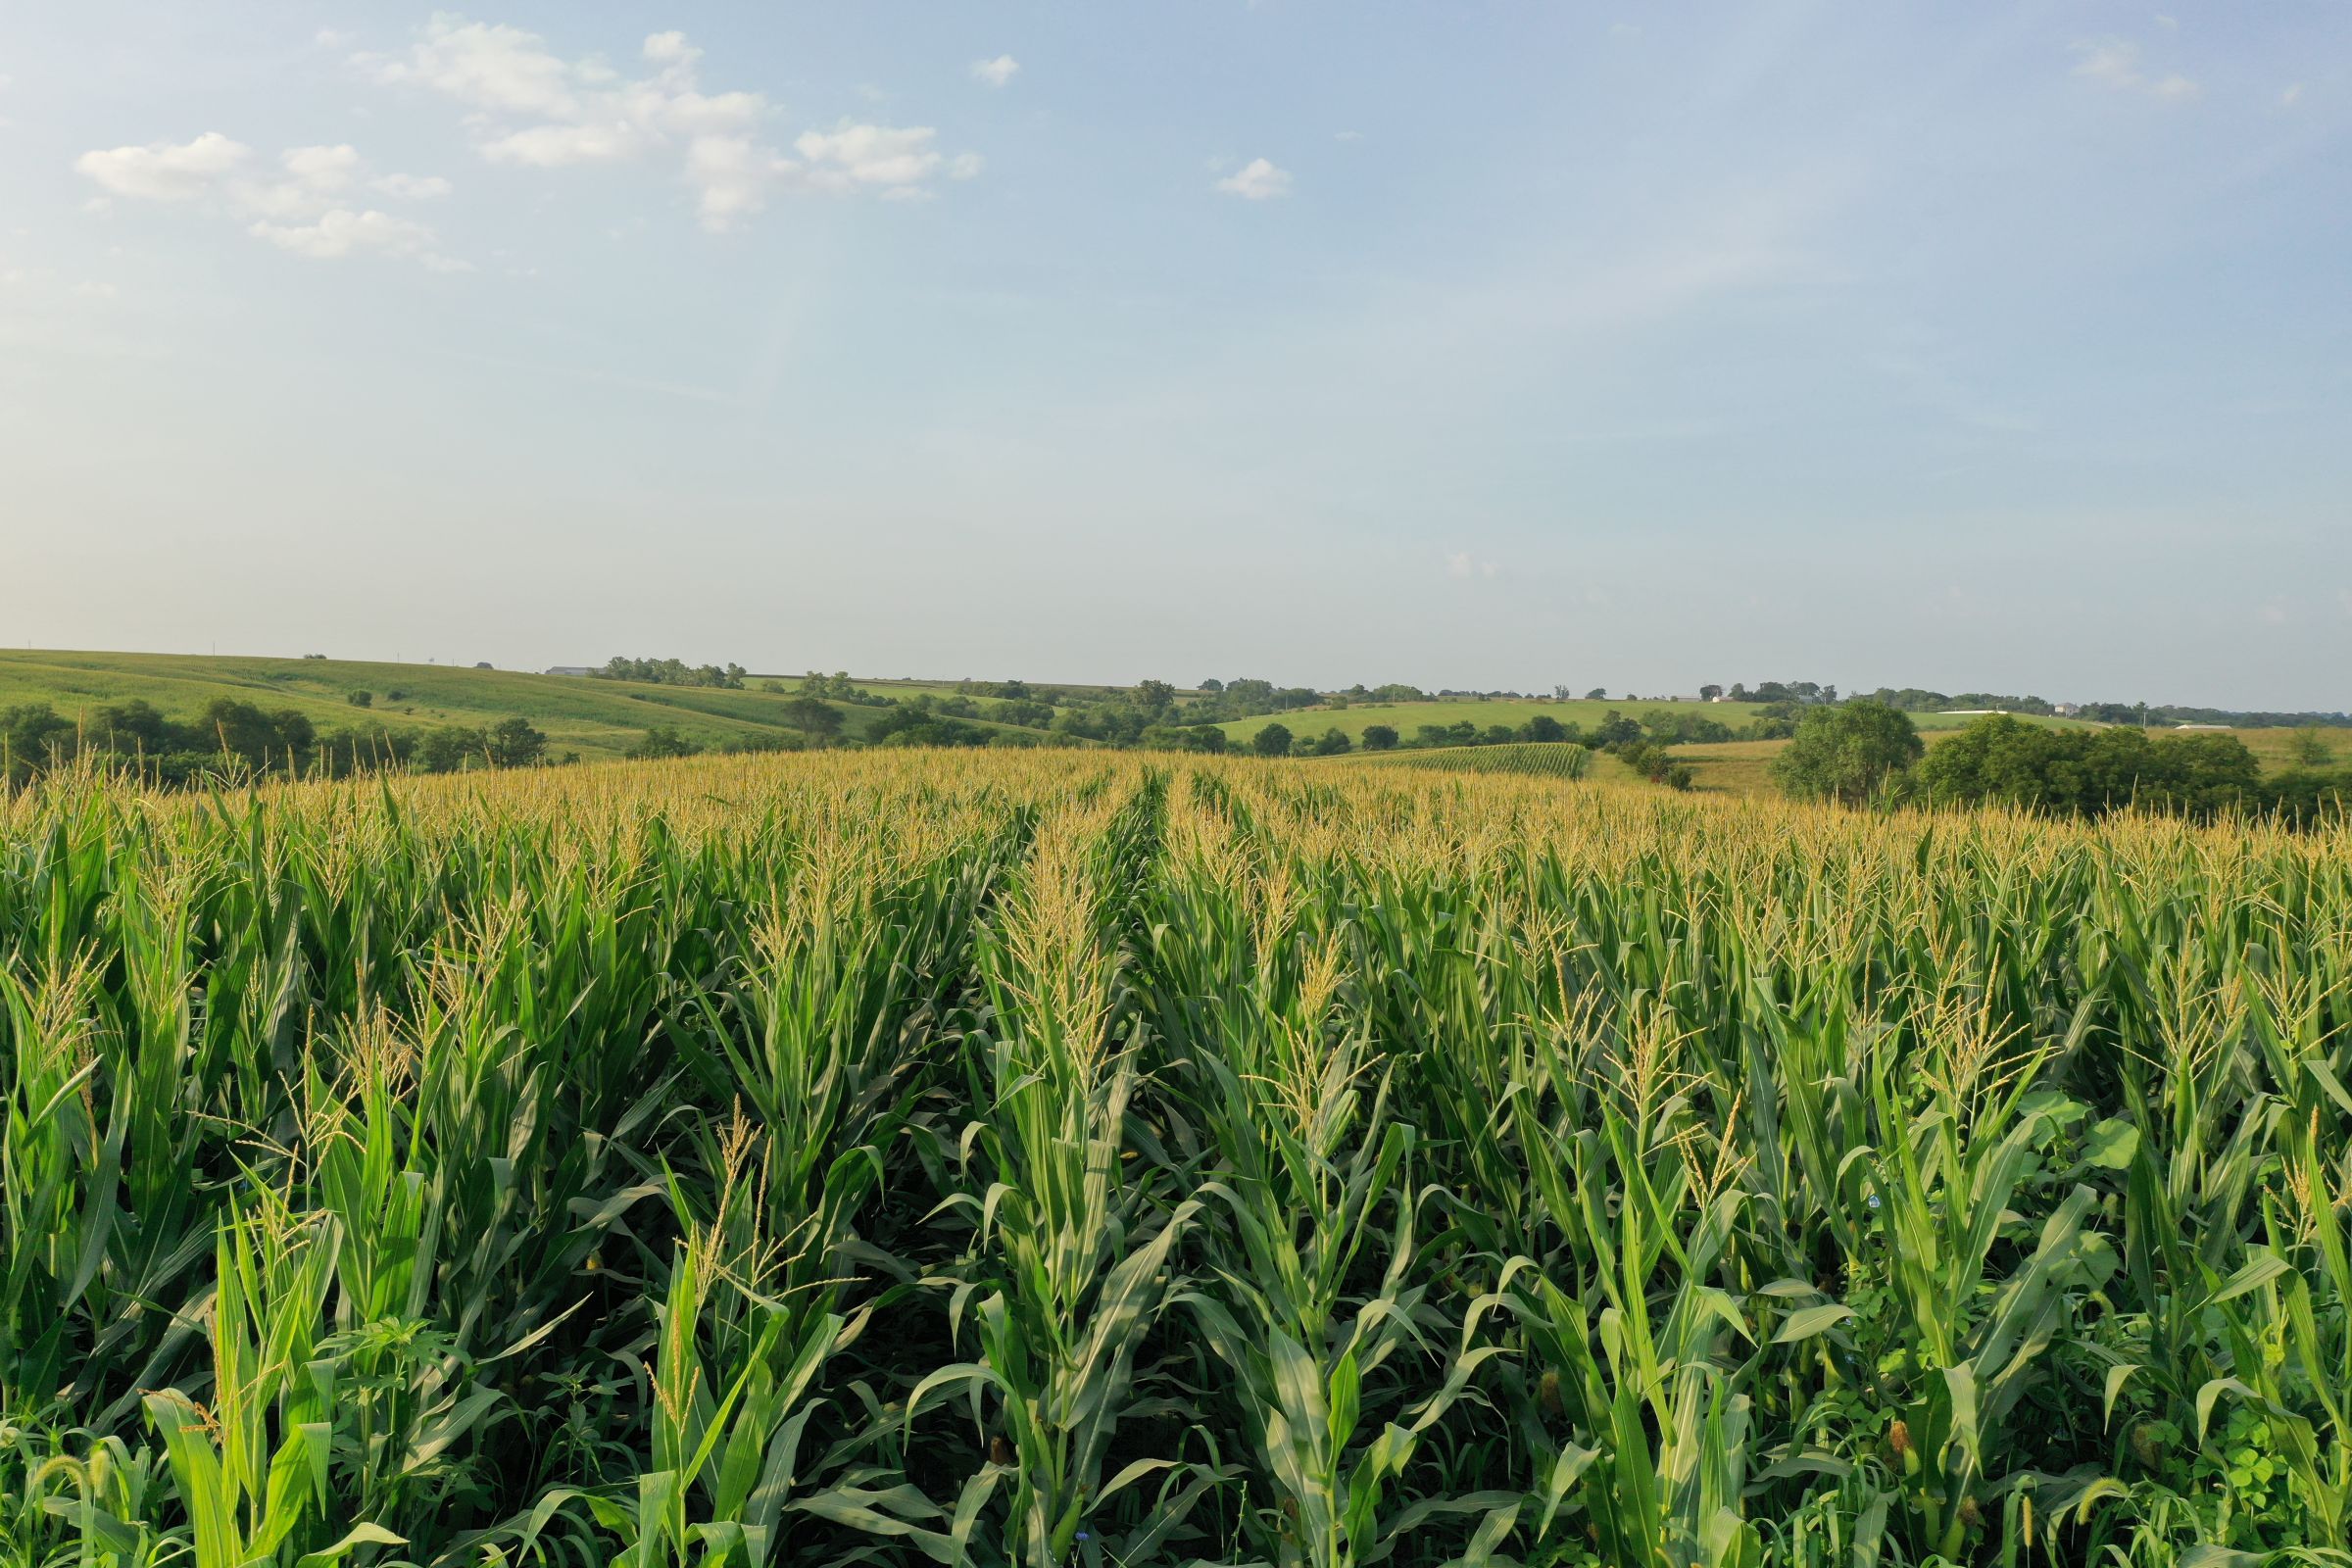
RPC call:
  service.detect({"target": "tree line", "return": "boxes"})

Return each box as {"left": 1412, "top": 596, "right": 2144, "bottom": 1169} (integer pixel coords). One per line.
{"left": 594, "top": 656, "right": 749, "bottom": 688}
{"left": 1, "top": 699, "right": 556, "bottom": 789}
{"left": 1773, "top": 705, "right": 2350, "bottom": 823}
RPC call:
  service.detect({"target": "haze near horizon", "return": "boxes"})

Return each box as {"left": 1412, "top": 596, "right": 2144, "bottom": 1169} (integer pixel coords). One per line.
{"left": 2, "top": 2, "right": 2346, "bottom": 707}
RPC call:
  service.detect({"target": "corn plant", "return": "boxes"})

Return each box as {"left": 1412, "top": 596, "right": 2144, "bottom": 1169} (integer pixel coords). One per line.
{"left": 1, "top": 751, "right": 2347, "bottom": 1566}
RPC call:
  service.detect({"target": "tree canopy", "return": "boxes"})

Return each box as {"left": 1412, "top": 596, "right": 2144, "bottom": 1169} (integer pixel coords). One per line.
{"left": 1772, "top": 701, "right": 1924, "bottom": 806}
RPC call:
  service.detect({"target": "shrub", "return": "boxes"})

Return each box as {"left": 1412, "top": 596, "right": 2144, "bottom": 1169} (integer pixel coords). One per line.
{"left": 626, "top": 725, "right": 704, "bottom": 760}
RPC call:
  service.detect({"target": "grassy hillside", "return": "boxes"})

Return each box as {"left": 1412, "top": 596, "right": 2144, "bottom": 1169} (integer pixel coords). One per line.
{"left": 792, "top": 675, "right": 1163, "bottom": 706}
{"left": 1211, "top": 696, "right": 2098, "bottom": 747}
{"left": 9, "top": 651, "right": 2311, "bottom": 783}
{"left": 0, "top": 650, "right": 1005, "bottom": 760}
{"left": 2228, "top": 724, "right": 2343, "bottom": 771}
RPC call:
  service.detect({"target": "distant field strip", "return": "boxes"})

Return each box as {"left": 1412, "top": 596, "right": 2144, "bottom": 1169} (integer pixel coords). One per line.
{"left": 1351, "top": 740, "right": 1593, "bottom": 778}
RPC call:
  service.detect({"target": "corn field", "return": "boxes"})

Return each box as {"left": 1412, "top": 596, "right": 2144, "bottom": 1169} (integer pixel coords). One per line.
{"left": 1356, "top": 745, "right": 1594, "bottom": 781}
{"left": 3, "top": 751, "right": 2349, "bottom": 1567}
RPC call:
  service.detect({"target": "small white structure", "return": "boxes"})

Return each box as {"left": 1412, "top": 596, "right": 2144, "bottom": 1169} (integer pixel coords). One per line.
{"left": 545, "top": 665, "right": 598, "bottom": 676}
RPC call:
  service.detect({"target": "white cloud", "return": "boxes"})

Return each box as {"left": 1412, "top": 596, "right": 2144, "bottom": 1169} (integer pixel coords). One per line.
{"left": 282, "top": 144, "right": 361, "bottom": 186}
{"left": 2281, "top": 83, "right": 2305, "bottom": 107}
{"left": 367, "top": 16, "right": 979, "bottom": 230}
{"left": 237, "top": 143, "right": 363, "bottom": 217}
{"left": 375, "top": 172, "right": 453, "bottom": 200}
{"left": 642, "top": 30, "right": 697, "bottom": 70}
{"left": 480, "top": 121, "right": 643, "bottom": 167}
{"left": 1334, "top": 129, "right": 1362, "bottom": 142}
{"left": 366, "top": 17, "right": 586, "bottom": 118}
{"left": 1446, "top": 551, "right": 1473, "bottom": 578}
{"left": 74, "top": 130, "right": 461, "bottom": 269}
{"left": 73, "top": 280, "right": 118, "bottom": 299}
{"left": 2073, "top": 40, "right": 2200, "bottom": 102}
{"left": 1215, "top": 157, "right": 1292, "bottom": 200}
{"left": 683, "top": 134, "right": 788, "bottom": 228}
{"left": 249, "top": 208, "right": 468, "bottom": 270}
{"left": 74, "top": 132, "right": 251, "bottom": 201}
{"left": 794, "top": 122, "right": 948, "bottom": 188}
{"left": 970, "top": 55, "right": 1020, "bottom": 88}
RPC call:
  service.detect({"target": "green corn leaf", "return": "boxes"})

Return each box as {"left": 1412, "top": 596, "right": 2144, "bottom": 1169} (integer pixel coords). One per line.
{"left": 1772, "top": 1303, "right": 1853, "bottom": 1345}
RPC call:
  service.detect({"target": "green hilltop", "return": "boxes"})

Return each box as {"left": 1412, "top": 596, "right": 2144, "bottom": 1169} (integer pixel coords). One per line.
{"left": 0, "top": 650, "right": 934, "bottom": 761}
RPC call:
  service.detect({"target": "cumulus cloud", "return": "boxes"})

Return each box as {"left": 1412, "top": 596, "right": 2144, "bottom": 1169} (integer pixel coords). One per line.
{"left": 682, "top": 134, "right": 788, "bottom": 228}
{"left": 365, "top": 17, "right": 979, "bottom": 231}
{"left": 73, "top": 132, "right": 462, "bottom": 269}
{"left": 1215, "top": 157, "right": 1292, "bottom": 200}
{"left": 365, "top": 17, "right": 587, "bottom": 118}
{"left": 74, "top": 132, "right": 251, "bottom": 201}
{"left": 250, "top": 208, "right": 466, "bottom": 270}
{"left": 480, "top": 121, "right": 644, "bottom": 167}
{"left": 795, "top": 122, "right": 952, "bottom": 189}
{"left": 1446, "top": 552, "right": 1473, "bottom": 578}
{"left": 2073, "top": 40, "right": 2200, "bottom": 102}
{"left": 970, "top": 55, "right": 1020, "bottom": 88}
{"left": 237, "top": 143, "right": 362, "bottom": 218}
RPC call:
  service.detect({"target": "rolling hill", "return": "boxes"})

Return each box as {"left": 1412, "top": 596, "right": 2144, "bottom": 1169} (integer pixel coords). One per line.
{"left": 5, "top": 652, "right": 2312, "bottom": 796}
{"left": 1207, "top": 696, "right": 2098, "bottom": 749}
{"left": 0, "top": 650, "right": 1045, "bottom": 760}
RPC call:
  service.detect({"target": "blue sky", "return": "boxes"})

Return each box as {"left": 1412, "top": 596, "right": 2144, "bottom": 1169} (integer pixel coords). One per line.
{"left": 2, "top": 3, "right": 2346, "bottom": 707}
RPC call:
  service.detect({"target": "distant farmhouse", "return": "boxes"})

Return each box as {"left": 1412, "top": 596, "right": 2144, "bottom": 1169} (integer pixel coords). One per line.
{"left": 545, "top": 665, "right": 598, "bottom": 676}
